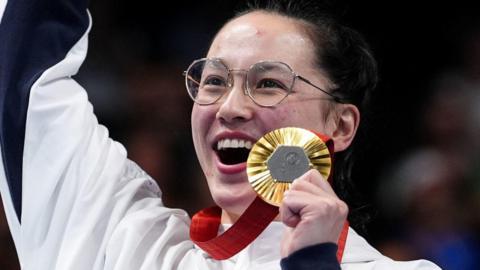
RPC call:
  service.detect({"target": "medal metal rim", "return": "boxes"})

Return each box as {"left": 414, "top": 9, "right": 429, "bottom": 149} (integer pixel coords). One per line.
{"left": 247, "top": 127, "right": 332, "bottom": 206}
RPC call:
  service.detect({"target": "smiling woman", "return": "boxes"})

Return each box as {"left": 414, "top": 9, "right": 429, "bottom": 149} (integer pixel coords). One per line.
{"left": 0, "top": 0, "right": 443, "bottom": 269}
{"left": 191, "top": 9, "right": 351, "bottom": 223}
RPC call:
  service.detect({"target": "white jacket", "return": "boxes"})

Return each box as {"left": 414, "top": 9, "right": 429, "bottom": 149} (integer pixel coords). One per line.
{"left": 0, "top": 0, "right": 441, "bottom": 269}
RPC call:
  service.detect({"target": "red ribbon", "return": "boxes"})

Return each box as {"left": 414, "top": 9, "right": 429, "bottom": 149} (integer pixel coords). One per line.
{"left": 190, "top": 132, "right": 349, "bottom": 261}
{"left": 190, "top": 197, "right": 279, "bottom": 260}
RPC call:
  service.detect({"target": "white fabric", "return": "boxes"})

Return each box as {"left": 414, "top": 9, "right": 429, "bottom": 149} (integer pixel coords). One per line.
{"left": 0, "top": 12, "right": 441, "bottom": 270}
{"left": 0, "top": 0, "right": 7, "bottom": 23}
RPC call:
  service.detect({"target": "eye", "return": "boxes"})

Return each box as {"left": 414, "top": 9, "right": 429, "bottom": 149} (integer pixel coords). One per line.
{"left": 256, "top": 79, "right": 287, "bottom": 90}
{"left": 203, "top": 76, "right": 227, "bottom": 87}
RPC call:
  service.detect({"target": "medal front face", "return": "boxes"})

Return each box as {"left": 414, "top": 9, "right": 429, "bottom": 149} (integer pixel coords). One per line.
{"left": 247, "top": 127, "right": 332, "bottom": 206}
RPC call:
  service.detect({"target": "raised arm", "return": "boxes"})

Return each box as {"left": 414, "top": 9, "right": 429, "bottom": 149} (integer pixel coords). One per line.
{"left": 0, "top": 1, "right": 193, "bottom": 269}
{"left": 0, "top": 0, "right": 89, "bottom": 250}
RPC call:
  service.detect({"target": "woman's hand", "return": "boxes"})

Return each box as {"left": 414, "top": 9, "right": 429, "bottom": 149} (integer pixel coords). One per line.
{"left": 279, "top": 169, "right": 348, "bottom": 257}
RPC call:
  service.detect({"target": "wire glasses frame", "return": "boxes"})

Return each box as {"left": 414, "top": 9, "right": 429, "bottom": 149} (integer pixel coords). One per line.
{"left": 183, "top": 58, "right": 343, "bottom": 107}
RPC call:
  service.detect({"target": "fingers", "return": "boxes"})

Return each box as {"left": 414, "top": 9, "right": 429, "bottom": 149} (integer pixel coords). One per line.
{"left": 279, "top": 169, "right": 348, "bottom": 228}
{"left": 281, "top": 189, "right": 348, "bottom": 222}
{"left": 280, "top": 190, "right": 311, "bottom": 228}
{"left": 289, "top": 169, "right": 337, "bottom": 198}
{"left": 279, "top": 169, "right": 349, "bottom": 256}
{"left": 280, "top": 198, "right": 301, "bottom": 227}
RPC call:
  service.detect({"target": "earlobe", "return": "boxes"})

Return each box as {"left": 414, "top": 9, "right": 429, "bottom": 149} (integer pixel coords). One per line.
{"left": 331, "top": 104, "right": 360, "bottom": 152}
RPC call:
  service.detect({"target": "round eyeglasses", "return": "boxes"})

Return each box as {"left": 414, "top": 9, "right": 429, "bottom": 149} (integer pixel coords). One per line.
{"left": 184, "top": 58, "right": 343, "bottom": 107}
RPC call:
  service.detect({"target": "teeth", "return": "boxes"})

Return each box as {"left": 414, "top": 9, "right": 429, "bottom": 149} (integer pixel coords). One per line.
{"left": 217, "top": 138, "right": 254, "bottom": 150}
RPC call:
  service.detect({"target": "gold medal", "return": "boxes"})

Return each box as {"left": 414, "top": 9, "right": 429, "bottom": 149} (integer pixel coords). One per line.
{"left": 247, "top": 127, "right": 332, "bottom": 206}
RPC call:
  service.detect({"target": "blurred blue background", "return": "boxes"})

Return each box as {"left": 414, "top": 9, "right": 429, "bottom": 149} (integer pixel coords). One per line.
{"left": 1, "top": 1, "right": 479, "bottom": 269}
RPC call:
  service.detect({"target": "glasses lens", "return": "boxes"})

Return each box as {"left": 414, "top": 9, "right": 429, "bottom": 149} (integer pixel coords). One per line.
{"left": 247, "top": 62, "right": 294, "bottom": 106}
{"left": 186, "top": 59, "right": 228, "bottom": 105}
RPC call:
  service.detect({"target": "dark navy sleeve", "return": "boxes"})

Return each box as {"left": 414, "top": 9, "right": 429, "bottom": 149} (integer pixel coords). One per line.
{"left": 280, "top": 243, "right": 341, "bottom": 270}
{"left": 0, "top": 0, "right": 89, "bottom": 222}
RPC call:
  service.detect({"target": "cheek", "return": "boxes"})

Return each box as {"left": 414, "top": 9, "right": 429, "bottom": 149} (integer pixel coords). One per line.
{"left": 191, "top": 106, "right": 213, "bottom": 149}
{"left": 191, "top": 105, "right": 223, "bottom": 157}
{"left": 265, "top": 103, "right": 328, "bottom": 132}
{"left": 275, "top": 106, "right": 291, "bottom": 122}
{"left": 256, "top": 106, "right": 302, "bottom": 131}
{"left": 192, "top": 104, "right": 218, "bottom": 127}
{"left": 190, "top": 106, "right": 201, "bottom": 132}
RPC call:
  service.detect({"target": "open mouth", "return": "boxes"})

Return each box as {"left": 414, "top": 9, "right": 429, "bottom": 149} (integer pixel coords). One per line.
{"left": 215, "top": 138, "right": 254, "bottom": 165}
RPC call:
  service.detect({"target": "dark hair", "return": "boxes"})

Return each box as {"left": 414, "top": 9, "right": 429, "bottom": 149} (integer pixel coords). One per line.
{"left": 235, "top": 0, "right": 379, "bottom": 232}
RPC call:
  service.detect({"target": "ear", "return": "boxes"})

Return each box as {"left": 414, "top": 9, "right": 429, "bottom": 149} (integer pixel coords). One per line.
{"left": 329, "top": 104, "right": 360, "bottom": 152}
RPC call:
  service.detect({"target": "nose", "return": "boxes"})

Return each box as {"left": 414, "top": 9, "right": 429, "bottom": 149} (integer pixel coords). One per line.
{"left": 216, "top": 74, "right": 254, "bottom": 124}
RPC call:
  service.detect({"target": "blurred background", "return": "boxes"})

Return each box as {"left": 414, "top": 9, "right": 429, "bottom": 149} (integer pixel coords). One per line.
{"left": 1, "top": 0, "right": 479, "bottom": 269}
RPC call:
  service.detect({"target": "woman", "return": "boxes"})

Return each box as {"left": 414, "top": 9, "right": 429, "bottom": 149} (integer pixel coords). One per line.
{"left": 0, "top": 0, "right": 440, "bottom": 269}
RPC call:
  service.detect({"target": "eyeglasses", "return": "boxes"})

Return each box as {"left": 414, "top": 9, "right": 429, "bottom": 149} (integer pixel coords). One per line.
{"left": 183, "top": 58, "right": 343, "bottom": 107}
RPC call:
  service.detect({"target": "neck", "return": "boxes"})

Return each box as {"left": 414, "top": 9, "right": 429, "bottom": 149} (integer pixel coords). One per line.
{"left": 221, "top": 209, "right": 281, "bottom": 224}
{"left": 221, "top": 210, "right": 241, "bottom": 224}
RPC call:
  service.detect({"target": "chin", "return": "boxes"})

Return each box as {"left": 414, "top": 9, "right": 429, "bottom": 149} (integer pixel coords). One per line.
{"left": 210, "top": 182, "right": 257, "bottom": 217}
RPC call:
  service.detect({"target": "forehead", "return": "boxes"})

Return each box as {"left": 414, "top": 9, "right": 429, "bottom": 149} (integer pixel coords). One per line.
{"left": 207, "top": 11, "right": 316, "bottom": 70}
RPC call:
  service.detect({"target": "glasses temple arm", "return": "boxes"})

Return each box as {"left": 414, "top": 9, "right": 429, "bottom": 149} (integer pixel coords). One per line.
{"left": 296, "top": 76, "right": 343, "bottom": 103}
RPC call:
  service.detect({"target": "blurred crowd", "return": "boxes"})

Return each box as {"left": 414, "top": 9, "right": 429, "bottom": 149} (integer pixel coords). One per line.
{"left": 1, "top": 1, "right": 479, "bottom": 269}
{"left": 375, "top": 29, "right": 480, "bottom": 269}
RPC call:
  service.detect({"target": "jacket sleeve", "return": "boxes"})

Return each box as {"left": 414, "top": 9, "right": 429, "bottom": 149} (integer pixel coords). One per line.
{"left": 0, "top": 1, "right": 192, "bottom": 269}
{"left": 280, "top": 243, "right": 341, "bottom": 270}
{"left": 0, "top": 0, "right": 89, "bottom": 258}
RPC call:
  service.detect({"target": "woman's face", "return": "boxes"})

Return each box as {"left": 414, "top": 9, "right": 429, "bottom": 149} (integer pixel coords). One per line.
{"left": 191, "top": 11, "right": 337, "bottom": 217}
